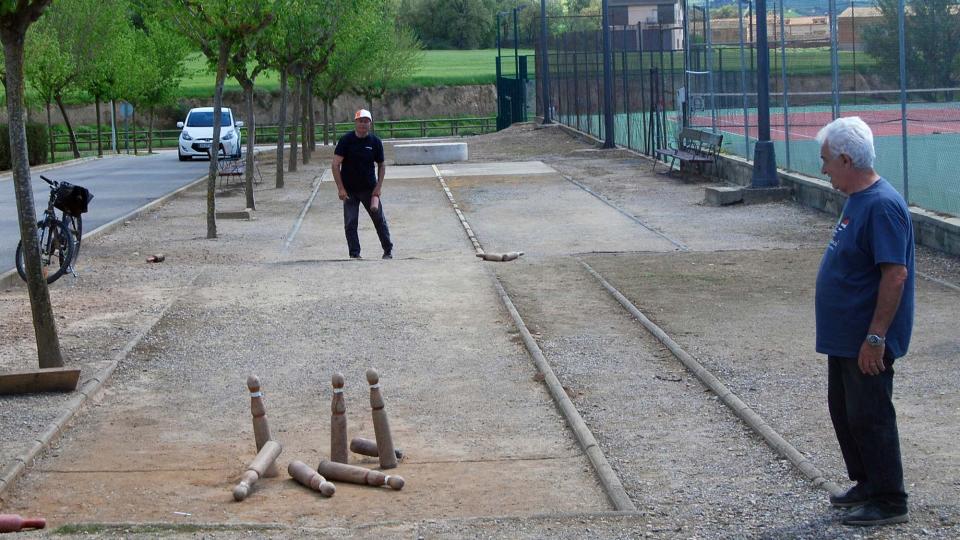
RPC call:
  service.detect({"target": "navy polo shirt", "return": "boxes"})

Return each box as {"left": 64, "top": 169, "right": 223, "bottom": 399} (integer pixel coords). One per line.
{"left": 334, "top": 131, "right": 384, "bottom": 193}
{"left": 815, "top": 178, "right": 915, "bottom": 359}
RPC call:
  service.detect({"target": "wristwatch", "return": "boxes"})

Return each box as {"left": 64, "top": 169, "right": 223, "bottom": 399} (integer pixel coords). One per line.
{"left": 865, "top": 334, "right": 886, "bottom": 347}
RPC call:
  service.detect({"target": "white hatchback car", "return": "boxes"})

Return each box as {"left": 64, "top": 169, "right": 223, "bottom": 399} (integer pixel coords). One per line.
{"left": 177, "top": 107, "right": 244, "bottom": 161}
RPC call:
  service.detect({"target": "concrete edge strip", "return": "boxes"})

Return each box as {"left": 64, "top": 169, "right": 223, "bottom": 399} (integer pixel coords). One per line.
{"left": 917, "top": 270, "right": 960, "bottom": 293}
{"left": 0, "top": 172, "right": 209, "bottom": 290}
{"left": 0, "top": 270, "right": 204, "bottom": 499}
{"left": 432, "top": 164, "right": 484, "bottom": 255}
{"left": 0, "top": 154, "right": 123, "bottom": 184}
{"left": 557, "top": 172, "right": 689, "bottom": 252}
{"left": 490, "top": 275, "right": 636, "bottom": 512}
{"left": 579, "top": 259, "right": 844, "bottom": 498}
{"left": 281, "top": 171, "right": 326, "bottom": 255}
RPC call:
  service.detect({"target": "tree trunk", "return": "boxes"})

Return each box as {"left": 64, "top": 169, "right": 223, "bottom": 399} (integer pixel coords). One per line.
{"left": 243, "top": 80, "right": 256, "bottom": 211}
{"left": 95, "top": 98, "right": 103, "bottom": 157}
{"left": 112, "top": 100, "right": 119, "bottom": 153}
{"left": 301, "top": 77, "right": 309, "bottom": 164}
{"left": 55, "top": 93, "right": 81, "bottom": 158}
{"left": 46, "top": 100, "right": 54, "bottom": 163}
{"left": 323, "top": 101, "right": 330, "bottom": 146}
{"left": 131, "top": 107, "right": 138, "bottom": 155}
{"left": 276, "top": 68, "right": 287, "bottom": 189}
{"left": 148, "top": 107, "right": 154, "bottom": 154}
{"left": 2, "top": 25, "right": 64, "bottom": 369}
{"left": 288, "top": 74, "right": 300, "bottom": 173}
{"left": 208, "top": 40, "right": 230, "bottom": 240}
{"left": 308, "top": 77, "right": 316, "bottom": 151}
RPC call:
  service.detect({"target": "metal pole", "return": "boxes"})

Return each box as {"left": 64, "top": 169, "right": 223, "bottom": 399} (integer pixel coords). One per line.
{"left": 898, "top": 0, "right": 909, "bottom": 202}
{"left": 751, "top": 0, "right": 779, "bottom": 187}
{"left": 737, "top": 0, "right": 750, "bottom": 157}
{"left": 778, "top": 0, "right": 790, "bottom": 168}
{"left": 682, "top": 0, "right": 690, "bottom": 128}
{"left": 602, "top": 0, "right": 615, "bottom": 148}
{"left": 540, "top": 0, "right": 553, "bottom": 124}
{"left": 497, "top": 13, "right": 502, "bottom": 60}
{"left": 704, "top": 1, "right": 717, "bottom": 131}
{"left": 829, "top": 0, "right": 840, "bottom": 119}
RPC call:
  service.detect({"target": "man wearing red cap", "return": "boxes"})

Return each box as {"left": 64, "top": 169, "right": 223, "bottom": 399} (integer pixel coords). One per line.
{"left": 332, "top": 109, "right": 393, "bottom": 259}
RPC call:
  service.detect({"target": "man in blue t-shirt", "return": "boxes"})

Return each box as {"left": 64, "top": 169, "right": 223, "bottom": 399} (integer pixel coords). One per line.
{"left": 814, "top": 117, "right": 914, "bottom": 527}
{"left": 332, "top": 109, "right": 393, "bottom": 259}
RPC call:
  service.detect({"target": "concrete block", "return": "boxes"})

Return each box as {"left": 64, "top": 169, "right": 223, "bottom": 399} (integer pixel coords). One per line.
{"left": 742, "top": 186, "right": 792, "bottom": 205}
{"left": 704, "top": 186, "right": 744, "bottom": 206}
{"left": 216, "top": 208, "right": 254, "bottom": 220}
{"left": 394, "top": 142, "right": 468, "bottom": 165}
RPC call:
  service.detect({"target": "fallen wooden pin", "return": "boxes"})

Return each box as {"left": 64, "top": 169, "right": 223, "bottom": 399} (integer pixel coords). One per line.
{"left": 146, "top": 253, "right": 165, "bottom": 263}
{"left": 476, "top": 251, "right": 524, "bottom": 262}
{"left": 288, "top": 460, "right": 336, "bottom": 497}
{"left": 0, "top": 367, "right": 80, "bottom": 395}
{"left": 350, "top": 437, "right": 404, "bottom": 460}
{"left": 233, "top": 440, "right": 282, "bottom": 501}
{"left": 317, "top": 460, "right": 404, "bottom": 490}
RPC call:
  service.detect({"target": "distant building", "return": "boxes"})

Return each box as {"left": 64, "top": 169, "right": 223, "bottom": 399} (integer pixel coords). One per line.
{"left": 707, "top": 14, "right": 828, "bottom": 45}
{"left": 608, "top": 0, "right": 684, "bottom": 51}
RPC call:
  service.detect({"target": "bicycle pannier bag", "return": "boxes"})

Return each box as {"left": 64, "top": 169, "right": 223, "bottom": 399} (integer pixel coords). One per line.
{"left": 53, "top": 182, "right": 94, "bottom": 216}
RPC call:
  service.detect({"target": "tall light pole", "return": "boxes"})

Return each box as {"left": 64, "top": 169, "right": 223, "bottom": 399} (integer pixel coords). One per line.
{"left": 751, "top": 0, "right": 778, "bottom": 187}
{"left": 540, "top": 0, "right": 553, "bottom": 123}
{"left": 513, "top": 5, "right": 528, "bottom": 78}
{"left": 601, "top": 0, "right": 615, "bottom": 148}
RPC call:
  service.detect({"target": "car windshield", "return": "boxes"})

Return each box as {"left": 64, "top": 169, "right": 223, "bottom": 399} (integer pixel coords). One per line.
{"left": 186, "top": 111, "right": 232, "bottom": 127}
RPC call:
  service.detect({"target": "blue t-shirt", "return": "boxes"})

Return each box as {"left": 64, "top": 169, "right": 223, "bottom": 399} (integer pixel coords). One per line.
{"left": 334, "top": 131, "right": 384, "bottom": 193}
{"left": 815, "top": 178, "right": 915, "bottom": 359}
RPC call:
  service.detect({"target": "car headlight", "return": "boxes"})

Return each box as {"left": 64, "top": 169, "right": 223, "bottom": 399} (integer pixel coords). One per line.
{"left": 221, "top": 131, "right": 234, "bottom": 141}
{"left": 181, "top": 132, "right": 193, "bottom": 141}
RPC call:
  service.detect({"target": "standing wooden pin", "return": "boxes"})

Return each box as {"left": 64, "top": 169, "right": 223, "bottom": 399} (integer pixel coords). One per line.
{"left": 247, "top": 374, "right": 279, "bottom": 477}
{"left": 233, "top": 440, "right": 282, "bottom": 501}
{"left": 331, "top": 373, "right": 348, "bottom": 463}
{"left": 366, "top": 368, "right": 398, "bottom": 469}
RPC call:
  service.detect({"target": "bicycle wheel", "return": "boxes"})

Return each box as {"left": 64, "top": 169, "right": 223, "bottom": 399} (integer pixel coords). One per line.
{"left": 15, "top": 218, "right": 76, "bottom": 284}
{"left": 67, "top": 214, "right": 82, "bottom": 263}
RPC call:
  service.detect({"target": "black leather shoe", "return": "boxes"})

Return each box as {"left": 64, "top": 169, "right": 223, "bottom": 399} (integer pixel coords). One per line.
{"left": 830, "top": 483, "right": 868, "bottom": 508}
{"left": 382, "top": 252, "right": 392, "bottom": 260}
{"left": 842, "top": 502, "right": 908, "bottom": 526}
{"left": 349, "top": 254, "right": 362, "bottom": 259}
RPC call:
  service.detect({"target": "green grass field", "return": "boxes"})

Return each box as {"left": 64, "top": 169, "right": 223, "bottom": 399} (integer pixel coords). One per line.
{"left": 178, "top": 49, "right": 536, "bottom": 99}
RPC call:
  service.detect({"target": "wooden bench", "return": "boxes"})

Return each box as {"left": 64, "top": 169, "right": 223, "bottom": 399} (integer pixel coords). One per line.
{"left": 653, "top": 128, "right": 723, "bottom": 179}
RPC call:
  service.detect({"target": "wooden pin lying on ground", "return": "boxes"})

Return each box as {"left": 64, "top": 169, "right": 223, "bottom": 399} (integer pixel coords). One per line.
{"left": 317, "top": 460, "right": 404, "bottom": 490}
{"left": 476, "top": 251, "right": 524, "bottom": 262}
{"left": 331, "top": 373, "right": 348, "bottom": 463}
{"left": 247, "top": 375, "right": 279, "bottom": 477}
{"left": 233, "top": 440, "right": 282, "bottom": 501}
{"left": 288, "top": 460, "right": 336, "bottom": 497}
{"left": 367, "top": 369, "right": 397, "bottom": 469}
{"left": 350, "top": 437, "right": 404, "bottom": 460}
{"left": 0, "top": 514, "right": 46, "bottom": 533}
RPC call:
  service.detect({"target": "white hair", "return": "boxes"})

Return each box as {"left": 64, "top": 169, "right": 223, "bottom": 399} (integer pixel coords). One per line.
{"left": 815, "top": 116, "right": 876, "bottom": 170}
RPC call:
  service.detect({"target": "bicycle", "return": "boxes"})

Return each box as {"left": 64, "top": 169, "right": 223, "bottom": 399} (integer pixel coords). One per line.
{"left": 15, "top": 175, "right": 93, "bottom": 284}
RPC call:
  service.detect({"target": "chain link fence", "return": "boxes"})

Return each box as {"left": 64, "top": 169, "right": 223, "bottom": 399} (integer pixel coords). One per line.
{"left": 538, "top": 1, "right": 960, "bottom": 217}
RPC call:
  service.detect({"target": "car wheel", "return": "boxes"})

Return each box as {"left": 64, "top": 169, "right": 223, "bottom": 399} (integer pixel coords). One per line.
{"left": 178, "top": 151, "right": 190, "bottom": 162}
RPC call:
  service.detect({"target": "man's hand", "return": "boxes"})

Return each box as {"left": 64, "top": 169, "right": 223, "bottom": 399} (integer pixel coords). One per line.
{"left": 858, "top": 341, "right": 886, "bottom": 375}
{"left": 372, "top": 187, "right": 381, "bottom": 198}
{"left": 338, "top": 188, "right": 348, "bottom": 201}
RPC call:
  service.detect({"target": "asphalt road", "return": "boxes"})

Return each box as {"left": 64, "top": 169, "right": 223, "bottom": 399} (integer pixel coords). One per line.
{"left": 1, "top": 150, "right": 210, "bottom": 276}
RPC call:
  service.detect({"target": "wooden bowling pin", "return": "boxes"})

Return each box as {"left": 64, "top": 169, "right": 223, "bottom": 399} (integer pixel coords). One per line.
{"left": 370, "top": 195, "right": 381, "bottom": 212}
{"left": 501, "top": 251, "right": 524, "bottom": 261}
{"left": 233, "top": 440, "right": 282, "bottom": 501}
{"left": 0, "top": 514, "right": 46, "bottom": 533}
{"left": 288, "top": 460, "right": 336, "bottom": 497}
{"left": 318, "top": 459, "right": 404, "bottom": 490}
{"left": 350, "top": 437, "right": 404, "bottom": 460}
{"left": 366, "top": 369, "right": 398, "bottom": 469}
{"left": 331, "top": 373, "right": 348, "bottom": 463}
{"left": 247, "top": 375, "right": 279, "bottom": 477}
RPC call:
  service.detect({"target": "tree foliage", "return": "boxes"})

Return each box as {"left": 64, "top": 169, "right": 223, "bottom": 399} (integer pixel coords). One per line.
{"left": 861, "top": 0, "right": 960, "bottom": 93}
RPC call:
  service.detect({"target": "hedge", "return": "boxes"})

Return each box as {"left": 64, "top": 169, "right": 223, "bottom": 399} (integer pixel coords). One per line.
{"left": 0, "top": 123, "right": 49, "bottom": 171}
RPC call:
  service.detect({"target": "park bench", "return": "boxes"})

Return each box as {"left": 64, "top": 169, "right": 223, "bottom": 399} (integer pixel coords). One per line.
{"left": 217, "top": 151, "right": 262, "bottom": 188}
{"left": 653, "top": 127, "right": 723, "bottom": 179}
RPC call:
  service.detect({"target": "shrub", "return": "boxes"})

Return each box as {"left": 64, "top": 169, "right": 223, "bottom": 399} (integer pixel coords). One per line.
{"left": 0, "top": 123, "right": 49, "bottom": 170}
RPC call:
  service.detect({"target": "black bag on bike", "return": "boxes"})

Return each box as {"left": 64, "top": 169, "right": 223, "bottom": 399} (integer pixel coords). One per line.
{"left": 54, "top": 182, "right": 94, "bottom": 216}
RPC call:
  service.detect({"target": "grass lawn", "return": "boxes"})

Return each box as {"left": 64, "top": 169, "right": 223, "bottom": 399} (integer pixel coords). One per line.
{"left": 177, "top": 49, "right": 535, "bottom": 99}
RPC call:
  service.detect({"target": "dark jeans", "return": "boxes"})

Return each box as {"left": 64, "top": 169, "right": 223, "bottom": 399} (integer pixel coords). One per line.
{"left": 343, "top": 189, "right": 392, "bottom": 257}
{"left": 827, "top": 355, "right": 907, "bottom": 509}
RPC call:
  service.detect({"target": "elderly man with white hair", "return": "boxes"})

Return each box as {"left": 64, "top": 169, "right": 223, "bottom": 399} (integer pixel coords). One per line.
{"left": 814, "top": 116, "right": 914, "bottom": 526}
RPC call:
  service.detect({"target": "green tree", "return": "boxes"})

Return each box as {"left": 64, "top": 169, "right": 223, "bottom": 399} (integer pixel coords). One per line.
{"left": 861, "top": 0, "right": 960, "bottom": 98}
{"left": 1, "top": 0, "right": 64, "bottom": 369}
{"left": 24, "top": 18, "right": 73, "bottom": 162}
{"left": 400, "top": 0, "right": 495, "bottom": 49}
{"left": 157, "top": 0, "right": 275, "bottom": 239}
{"left": 353, "top": 21, "right": 423, "bottom": 115}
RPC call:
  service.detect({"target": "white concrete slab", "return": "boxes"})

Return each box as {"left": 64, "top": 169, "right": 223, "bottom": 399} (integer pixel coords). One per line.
{"left": 386, "top": 161, "right": 556, "bottom": 180}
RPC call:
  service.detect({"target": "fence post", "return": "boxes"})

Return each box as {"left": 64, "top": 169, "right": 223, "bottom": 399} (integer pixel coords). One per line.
{"left": 898, "top": 0, "right": 908, "bottom": 202}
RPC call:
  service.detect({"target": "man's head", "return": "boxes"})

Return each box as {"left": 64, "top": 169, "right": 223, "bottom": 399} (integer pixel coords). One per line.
{"left": 354, "top": 109, "right": 373, "bottom": 138}
{"left": 816, "top": 117, "right": 877, "bottom": 193}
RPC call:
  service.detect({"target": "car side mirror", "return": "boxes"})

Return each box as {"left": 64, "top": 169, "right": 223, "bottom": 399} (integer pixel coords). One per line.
{"left": 177, "top": 122, "right": 184, "bottom": 128}
{"left": 235, "top": 121, "right": 244, "bottom": 128}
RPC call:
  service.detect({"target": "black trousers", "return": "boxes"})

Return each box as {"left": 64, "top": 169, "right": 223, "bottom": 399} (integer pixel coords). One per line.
{"left": 343, "top": 189, "right": 392, "bottom": 258}
{"left": 827, "top": 355, "right": 907, "bottom": 509}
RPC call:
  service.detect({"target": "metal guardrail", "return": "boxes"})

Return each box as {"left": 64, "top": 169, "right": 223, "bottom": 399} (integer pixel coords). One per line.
{"left": 50, "top": 117, "right": 497, "bottom": 153}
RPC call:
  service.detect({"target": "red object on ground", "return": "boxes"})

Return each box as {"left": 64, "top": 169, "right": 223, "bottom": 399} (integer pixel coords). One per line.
{"left": 0, "top": 514, "right": 46, "bottom": 533}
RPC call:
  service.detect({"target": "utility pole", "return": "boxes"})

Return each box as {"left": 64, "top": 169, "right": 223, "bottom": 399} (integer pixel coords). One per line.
{"left": 601, "top": 0, "right": 615, "bottom": 148}
{"left": 540, "top": 0, "right": 553, "bottom": 124}
{"left": 750, "top": 0, "right": 779, "bottom": 187}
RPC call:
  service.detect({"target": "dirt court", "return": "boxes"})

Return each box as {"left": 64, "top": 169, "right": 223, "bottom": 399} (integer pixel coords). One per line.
{"left": 0, "top": 124, "right": 957, "bottom": 538}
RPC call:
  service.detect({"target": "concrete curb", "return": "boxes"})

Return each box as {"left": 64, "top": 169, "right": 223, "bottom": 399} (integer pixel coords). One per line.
{"left": 1, "top": 173, "right": 208, "bottom": 290}
{"left": 0, "top": 271, "right": 201, "bottom": 499}
{"left": 579, "top": 259, "right": 844, "bottom": 498}
{"left": 429, "top": 159, "right": 635, "bottom": 512}
{"left": 0, "top": 154, "right": 124, "bottom": 184}
{"left": 491, "top": 275, "right": 637, "bottom": 512}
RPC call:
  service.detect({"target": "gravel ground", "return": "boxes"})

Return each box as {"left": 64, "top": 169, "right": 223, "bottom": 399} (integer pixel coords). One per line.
{"left": 0, "top": 123, "right": 957, "bottom": 538}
